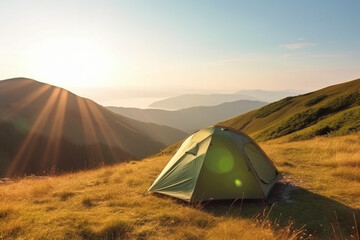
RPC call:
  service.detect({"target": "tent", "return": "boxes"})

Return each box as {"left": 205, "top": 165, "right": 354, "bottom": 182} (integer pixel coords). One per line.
{"left": 148, "top": 126, "right": 281, "bottom": 203}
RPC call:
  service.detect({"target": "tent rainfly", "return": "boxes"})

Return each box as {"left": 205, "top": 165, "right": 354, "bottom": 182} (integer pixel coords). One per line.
{"left": 149, "top": 126, "right": 281, "bottom": 203}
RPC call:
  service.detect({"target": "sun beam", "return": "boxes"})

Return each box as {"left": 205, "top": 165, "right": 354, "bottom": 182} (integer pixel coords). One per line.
{"left": 41, "top": 89, "right": 68, "bottom": 170}
{"left": 85, "top": 100, "right": 129, "bottom": 160}
{"left": 4, "top": 84, "right": 51, "bottom": 120}
{"left": 6, "top": 88, "right": 61, "bottom": 176}
{"left": 76, "top": 97, "right": 105, "bottom": 165}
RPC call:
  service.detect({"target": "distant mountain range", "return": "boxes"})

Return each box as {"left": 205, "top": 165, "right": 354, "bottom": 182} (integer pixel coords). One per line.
{"left": 108, "top": 100, "right": 267, "bottom": 133}
{"left": 0, "top": 78, "right": 186, "bottom": 176}
{"left": 219, "top": 78, "right": 360, "bottom": 141}
{"left": 149, "top": 90, "right": 301, "bottom": 110}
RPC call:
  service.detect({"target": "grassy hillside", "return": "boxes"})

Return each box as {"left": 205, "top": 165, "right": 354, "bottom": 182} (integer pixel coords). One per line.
{"left": 1, "top": 133, "right": 359, "bottom": 239}
{"left": 0, "top": 78, "right": 186, "bottom": 177}
{"left": 219, "top": 78, "right": 360, "bottom": 141}
{"left": 108, "top": 100, "right": 266, "bottom": 133}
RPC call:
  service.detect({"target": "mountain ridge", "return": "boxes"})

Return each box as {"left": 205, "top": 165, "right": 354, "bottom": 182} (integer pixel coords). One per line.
{"left": 149, "top": 90, "right": 301, "bottom": 110}
{"left": 0, "top": 77, "right": 186, "bottom": 176}
{"left": 219, "top": 78, "right": 360, "bottom": 141}
{"left": 107, "top": 100, "right": 267, "bottom": 133}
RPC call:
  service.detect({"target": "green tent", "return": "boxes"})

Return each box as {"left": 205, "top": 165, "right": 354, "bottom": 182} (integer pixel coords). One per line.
{"left": 149, "top": 126, "right": 281, "bottom": 203}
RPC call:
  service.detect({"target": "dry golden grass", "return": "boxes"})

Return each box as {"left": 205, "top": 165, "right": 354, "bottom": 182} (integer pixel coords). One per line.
{"left": 0, "top": 159, "right": 300, "bottom": 240}
{"left": 1, "top": 132, "right": 359, "bottom": 239}
{"left": 263, "top": 133, "right": 360, "bottom": 209}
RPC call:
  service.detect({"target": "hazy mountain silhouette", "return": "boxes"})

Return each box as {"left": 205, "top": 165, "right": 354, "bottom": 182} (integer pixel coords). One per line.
{"left": 0, "top": 78, "right": 186, "bottom": 176}
{"left": 149, "top": 90, "right": 300, "bottom": 110}
{"left": 108, "top": 100, "right": 267, "bottom": 133}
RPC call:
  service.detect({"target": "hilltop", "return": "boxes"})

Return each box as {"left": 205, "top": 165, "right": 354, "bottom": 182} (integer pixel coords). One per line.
{"left": 219, "top": 78, "right": 360, "bottom": 141}
{"left": 107, "top": 100, "right": 266, "bottom": 133}
{"left": 0, "top": 78, "right": 186, "bottom": 176}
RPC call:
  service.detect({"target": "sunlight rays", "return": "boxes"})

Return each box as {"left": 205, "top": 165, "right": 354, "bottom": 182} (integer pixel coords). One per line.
{"left": 76, "top": 97, "right": 105, "bottom": 165}
{"left": 41, "top": 89, "right": 68, "bottom": 171}
{"left": 85, "top": 101, "right": 123, "bottom": 145}
{"left": 84, "top": 100, "right": 128, "bottom": 161}
{"left": 2, "top": 80, "right": 135, "bottom": 176}
{"left": 3, "top": 85, "right": 51, "bottom": 120}
{"left": 6, "top": 88, "right": 61, "bottom": 176}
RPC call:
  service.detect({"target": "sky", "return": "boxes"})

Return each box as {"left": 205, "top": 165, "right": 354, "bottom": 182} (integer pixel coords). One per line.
{"left": 1, "top": 0, "right": 360, "bottom": 107}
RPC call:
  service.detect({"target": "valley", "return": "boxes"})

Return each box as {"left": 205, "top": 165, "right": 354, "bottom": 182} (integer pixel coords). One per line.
{"left": 107, "top": 100, "right": 266, "bottom": 133}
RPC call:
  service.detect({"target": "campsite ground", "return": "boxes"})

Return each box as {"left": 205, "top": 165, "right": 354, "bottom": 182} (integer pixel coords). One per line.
{"left": 0, "top": 133, "right": 359, "bottom": 239}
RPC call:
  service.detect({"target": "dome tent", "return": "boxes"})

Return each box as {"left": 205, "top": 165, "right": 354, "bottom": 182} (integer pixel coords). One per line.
{"left": 148, "top": 126, "right": 281, "bottom": 203}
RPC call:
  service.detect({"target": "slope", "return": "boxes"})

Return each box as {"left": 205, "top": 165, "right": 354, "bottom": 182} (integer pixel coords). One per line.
{"left": 108, "top": 100, "right": 267, "bottom": 133}
{"left": 219, "top": 78, "right": 360, "bottom": 141}
{"left": 0, "top": 78, "right": 186, "bottom": 176}
{"left": 149, "top": 90, "right": 299, "bottom": 110}
{"left": 0, "top": 132, "right": 359, "bottom": 239}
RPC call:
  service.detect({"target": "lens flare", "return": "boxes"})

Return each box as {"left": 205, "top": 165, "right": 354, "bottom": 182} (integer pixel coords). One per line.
{"left": 234, "top": 179, "right": 242, "bottom": 187}
{"left": 205, "top": 146, "right": 234, "bottom": 174}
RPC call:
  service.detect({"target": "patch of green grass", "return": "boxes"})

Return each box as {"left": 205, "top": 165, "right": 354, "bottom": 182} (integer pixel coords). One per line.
{"left": 255, "top": 90, "right": 360, "bottom": 141}
{"left": 305, "top": 94, "right": 328, "bottom": 107}
{"left": 255, "top": 97, "right": 295, "bottom": 118}
{"left": 289, "top": 106, "right": 360, "bottom": 141}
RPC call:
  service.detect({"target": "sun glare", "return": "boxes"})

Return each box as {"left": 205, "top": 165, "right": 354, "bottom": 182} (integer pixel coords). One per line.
{"left": 27, "top": 36, "right": 114, "bottom": 88}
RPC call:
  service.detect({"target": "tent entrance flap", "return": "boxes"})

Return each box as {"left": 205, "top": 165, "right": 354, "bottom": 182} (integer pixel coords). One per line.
{"left": 244, "top": 142, "right": 278, "bottom": 184}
